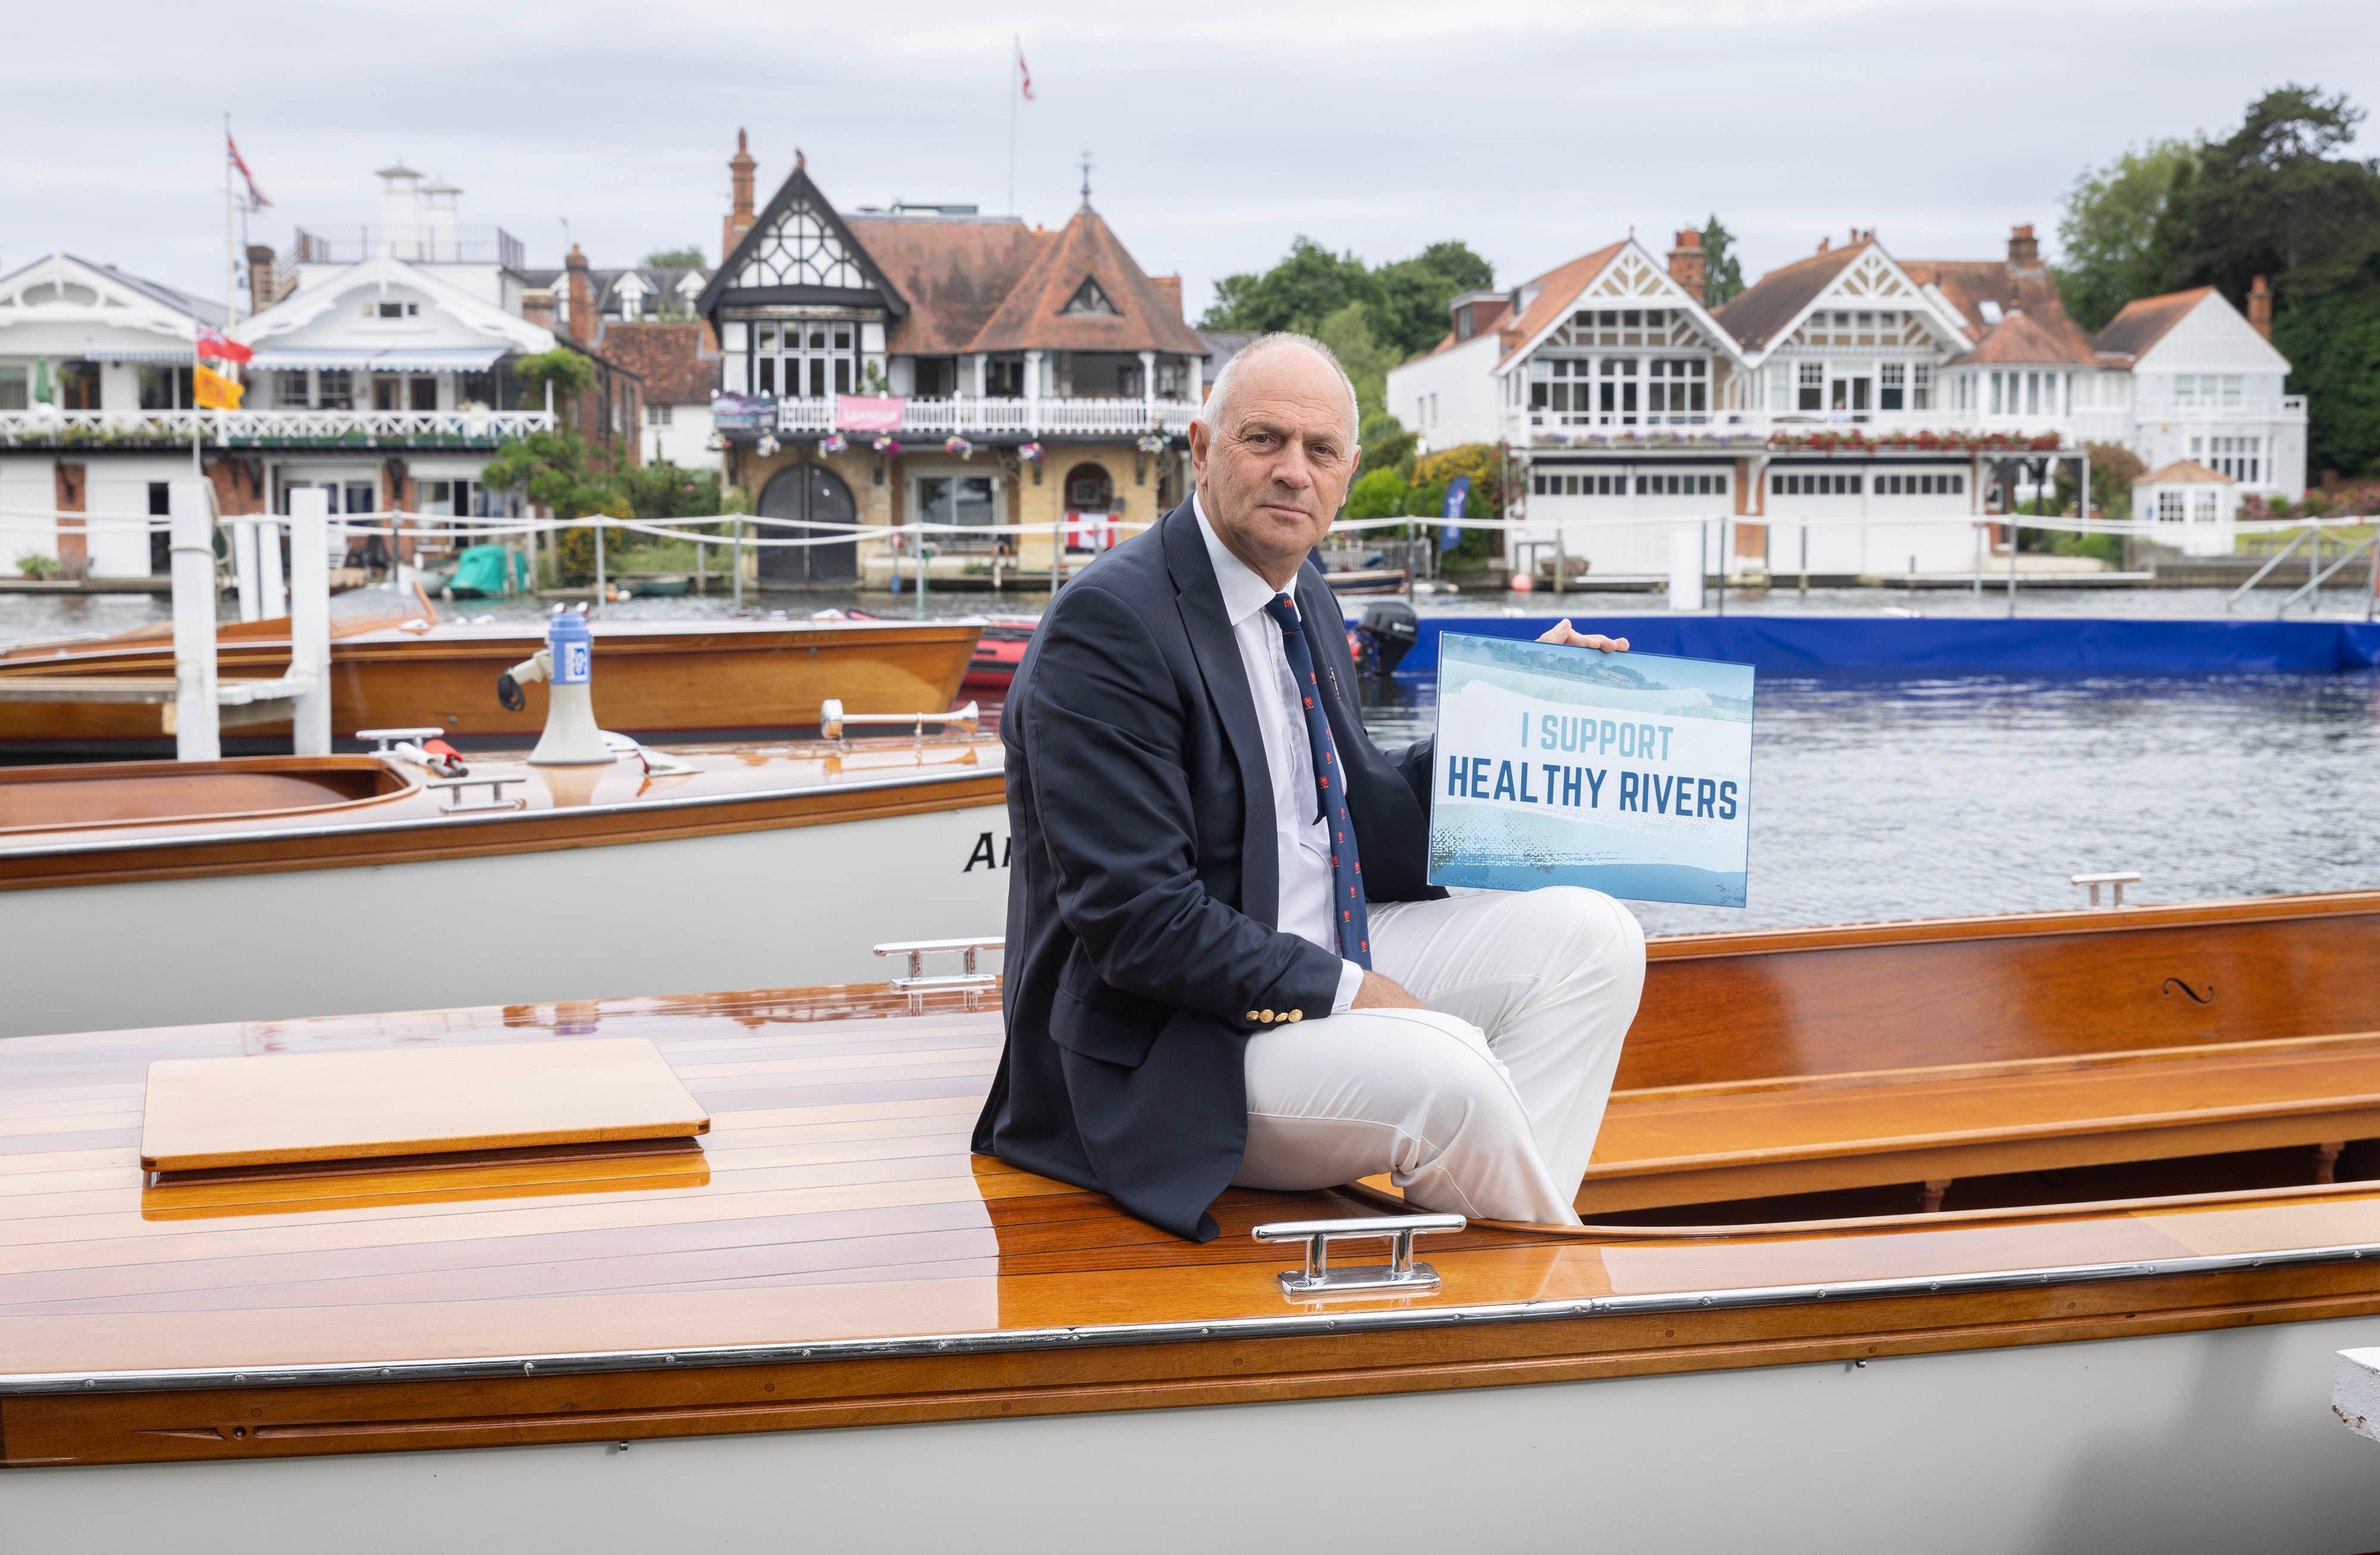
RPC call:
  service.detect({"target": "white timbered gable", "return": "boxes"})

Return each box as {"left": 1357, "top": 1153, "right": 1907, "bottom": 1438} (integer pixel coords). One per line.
{"left": 1761, "top": 248, "right": 1968, "bottom": 362}
{"left": 738, "top": 198, "right": 867, "bottom": 291}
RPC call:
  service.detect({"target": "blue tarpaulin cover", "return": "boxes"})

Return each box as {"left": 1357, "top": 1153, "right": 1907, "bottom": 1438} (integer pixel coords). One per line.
{"left": 1370, "top": 615, "right": 2380, "bottom": 677}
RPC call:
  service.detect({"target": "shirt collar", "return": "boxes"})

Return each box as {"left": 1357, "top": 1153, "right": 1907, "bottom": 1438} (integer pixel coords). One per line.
{"left": 1193, "top": 490, "right": 1297, "bottom": 627}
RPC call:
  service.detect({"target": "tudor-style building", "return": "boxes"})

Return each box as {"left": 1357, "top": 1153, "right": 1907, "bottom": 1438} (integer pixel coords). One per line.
{"left": 1388, "top": 224, "right": 2309, "bottom": 577}
{"left": 696, "top": 137, "right": 1208, "bottom": 587}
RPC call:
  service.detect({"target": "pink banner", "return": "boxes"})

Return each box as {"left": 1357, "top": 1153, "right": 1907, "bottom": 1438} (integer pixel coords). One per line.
{"left": 835, "top": 396, "right": 906, "bottom": 432}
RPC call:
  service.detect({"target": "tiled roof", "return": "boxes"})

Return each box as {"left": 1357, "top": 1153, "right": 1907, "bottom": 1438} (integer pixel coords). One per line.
{"left": 843, "top": 215, "right": 1046, "bottom": 356}
{"left": 967, "top": 205, "right": 1207, "bottom": 356}
{"left": 2093, "top": 288, "right": 2214, "bottom": 362}
{"left": 1709, "top": 241, "right": 1867, "bottom": 352}
{"left": 592, "top": 321, "right": 718, "bottom": 405}
{"left": 1423, "top": 293, "right": 1514, "bottom": 358}
{"left": 1947, "top": 308, "right": 2100, "bottom": 367}
{"left": 1200, "top": 330, "right": 1258, "bottom": 380}
{"left": 1491, "top": 242, "right": 1626, "bottom": 368}
{"left": 2137, "top": 458, "right": 2232, "bottom": 485}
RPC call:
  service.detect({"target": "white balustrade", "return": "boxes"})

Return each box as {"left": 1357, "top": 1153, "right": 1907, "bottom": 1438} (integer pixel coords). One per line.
{"left": 0, "top": 409, "right": 556, "bottom": 446}
{"left": 772, "top": 396, "right": 1193, "bottom": 439}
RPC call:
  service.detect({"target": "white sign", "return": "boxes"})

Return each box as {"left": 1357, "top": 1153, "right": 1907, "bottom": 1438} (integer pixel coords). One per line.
{"left": 1428, "top": 634, "right": 1754, "bottom": 907}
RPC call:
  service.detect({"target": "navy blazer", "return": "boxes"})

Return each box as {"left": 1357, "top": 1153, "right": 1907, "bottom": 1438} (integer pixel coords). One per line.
{"left": 972, "top": 499, "right": 1442, "bottom": 1240}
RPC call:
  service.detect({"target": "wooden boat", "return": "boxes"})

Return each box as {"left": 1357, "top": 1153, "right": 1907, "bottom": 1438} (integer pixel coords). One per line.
{"left": 5, "top": 891, "right": 2379, "bottom": 1551}
{"left": 962, "top": 615, "right": 1038, "bottom": 693}
{"left": 0, "top": 602, "right": 979, "bottom": 761}
{"left": 0, "top": 734, "right": 1005, "bottom": 1040}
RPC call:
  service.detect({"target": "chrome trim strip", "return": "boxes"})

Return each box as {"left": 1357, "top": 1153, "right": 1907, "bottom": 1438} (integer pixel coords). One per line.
{"left": 0, "top": 763, "right": 1003, "bottom": 863}
{"left": 6, "top": 1240, "right": 2369, "bottom": 1396}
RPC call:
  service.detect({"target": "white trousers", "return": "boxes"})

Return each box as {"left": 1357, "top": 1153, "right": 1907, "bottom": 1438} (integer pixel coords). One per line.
{"left": 1230, "top": 887, "right": 1646, "bottom": 1226}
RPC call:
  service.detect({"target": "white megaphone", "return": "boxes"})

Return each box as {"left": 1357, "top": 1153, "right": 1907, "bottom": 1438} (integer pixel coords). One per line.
{"left": 501, "top": 607, "right": 613, "bottom": 765}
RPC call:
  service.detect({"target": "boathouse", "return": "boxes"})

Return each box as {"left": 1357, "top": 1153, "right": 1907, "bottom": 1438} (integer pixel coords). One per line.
{"left": 696, "top": 136, "right": 1210, "bottom": 589}
{"left": 1387, "top": 224, "right": 2309, "bottom": 581}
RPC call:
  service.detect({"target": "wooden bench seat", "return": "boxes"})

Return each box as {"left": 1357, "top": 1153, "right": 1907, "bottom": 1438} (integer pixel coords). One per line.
{"left": 1578, "top": 1031, "right": 2380, "bottom": 1216}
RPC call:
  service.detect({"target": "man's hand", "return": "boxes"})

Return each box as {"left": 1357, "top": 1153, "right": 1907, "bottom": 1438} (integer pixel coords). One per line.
{"left": 1350, "top": 969, "right": 1426, "bottom": 1010}
{"left": 1538, "top": 620, "right": 1629, "bottom": 653}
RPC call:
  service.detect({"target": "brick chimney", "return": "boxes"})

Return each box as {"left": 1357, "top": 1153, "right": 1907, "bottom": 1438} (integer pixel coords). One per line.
{"left": 564, "top": 245, "right": 594, "bottom": 343}
{"left": 521, "top": 287, "right": 557, "bottom": 333}
{"left": 245, "top": 245, "right": 277, "bottom": 313}
{"left": 2248, "top": 274, "right": 2273, "bottom": 339}
{"left": 1666, "top": 229, "right": 1706, "bottom": 304}
{"left": 724, "top": 129, "right": 757, "bottom": 261}
{"left": 2007, "top": 223, "right": 2040, "bottom": 268}
{"left": 1151, "top": 274, "right": 1183, "bottom": 320}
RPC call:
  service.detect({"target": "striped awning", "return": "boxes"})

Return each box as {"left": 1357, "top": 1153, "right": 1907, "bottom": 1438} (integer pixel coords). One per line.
{"left": 74, "top": 348, "right": 201, "bottom": 364}
{"left": 246, "top": 347, "right": 510, "bottom": 373}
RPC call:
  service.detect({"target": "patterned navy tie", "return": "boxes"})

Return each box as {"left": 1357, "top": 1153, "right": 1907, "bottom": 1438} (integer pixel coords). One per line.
{"left": 1262, "top": 592, "right": 1371, "bottom": 969}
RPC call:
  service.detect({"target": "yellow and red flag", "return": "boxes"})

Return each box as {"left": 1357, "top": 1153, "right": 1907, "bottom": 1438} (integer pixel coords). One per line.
{"left": 194, "top": 364, "right": 244, "bottom": 409}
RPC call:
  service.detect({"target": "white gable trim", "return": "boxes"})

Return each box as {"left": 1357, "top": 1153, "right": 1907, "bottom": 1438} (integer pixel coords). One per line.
{"left": 2131, "top": 291, "right": 2292, "bottom": 375}
{"left": 1493, "top": 240, "right": 1748, "bottom": 377}
{"left": 233, "top": 254, "right": 555, "bottom": 355}
{"left": 1739, "top": 245, "right": 1974, "bottom": 368}
{"left": 0, "top": 252, "right": 212, "bottom": 348}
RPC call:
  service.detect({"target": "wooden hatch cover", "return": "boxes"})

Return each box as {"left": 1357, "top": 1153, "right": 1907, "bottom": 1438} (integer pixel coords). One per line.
{"left": 139, "top": 1038, "right": 710, "bottom": 1174}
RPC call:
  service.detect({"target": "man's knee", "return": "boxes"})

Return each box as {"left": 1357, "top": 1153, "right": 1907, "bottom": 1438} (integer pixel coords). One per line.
{"left": 1519, "top": 886, "right": 1643, "bottom": 977}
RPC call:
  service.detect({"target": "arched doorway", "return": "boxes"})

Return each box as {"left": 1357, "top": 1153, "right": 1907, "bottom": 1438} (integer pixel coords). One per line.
{"left": 1062, "top": 462, "right": 1113, "bottom": 514}
{"left": 756, "top": 462, "right": 859, "bottom": 586}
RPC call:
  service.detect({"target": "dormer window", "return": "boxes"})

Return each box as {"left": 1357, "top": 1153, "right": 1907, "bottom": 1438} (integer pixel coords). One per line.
{"left": 1978, "top": 299, "right": 2003, "bottom": 326}
{"left": 1061, "top": 277, "right": 1117, "bottom": 317}
{"left": 1456, "top": 305, "right": 1474, "bottom": 340}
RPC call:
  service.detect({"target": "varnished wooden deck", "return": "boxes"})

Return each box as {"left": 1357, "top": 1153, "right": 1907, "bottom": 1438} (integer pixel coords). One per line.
{"left": 7, "top": 964, "right": 2380, "bottom": 1468}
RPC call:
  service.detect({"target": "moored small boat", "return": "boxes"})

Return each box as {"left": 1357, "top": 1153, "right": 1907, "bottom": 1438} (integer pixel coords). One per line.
{"left": 4, "top": 891, "right": 2378, "bottom": 1551}
{"left": 0, "top": 607, "right": 981, "bottom": 759}
{"left": 0, "top": 730, "right": 1006, "bottom": 1038}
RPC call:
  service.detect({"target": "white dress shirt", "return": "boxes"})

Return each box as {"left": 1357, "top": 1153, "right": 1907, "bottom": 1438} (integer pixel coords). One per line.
{"left": 1194, "top": 494, "right": 1367, "bottom": 1015}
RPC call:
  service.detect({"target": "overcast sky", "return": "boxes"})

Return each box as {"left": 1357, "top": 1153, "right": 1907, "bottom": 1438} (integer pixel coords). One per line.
{"left": 8, "top": 0, "right": 2375, "bottom": 321}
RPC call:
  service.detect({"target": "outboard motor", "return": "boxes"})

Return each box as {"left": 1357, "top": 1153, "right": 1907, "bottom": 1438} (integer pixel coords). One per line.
{"left": 1354, "top": 599, "right": 1420, "bottom": 678}
{"left": 497, "top": 608, "right": 614, "bottom": 765}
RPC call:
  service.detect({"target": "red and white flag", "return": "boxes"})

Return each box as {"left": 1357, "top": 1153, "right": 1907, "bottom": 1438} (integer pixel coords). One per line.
{"left": 227, "top": 130, "right": 270, "bottom": 211}
{"left": 195, "top": 323, "right": 253, "bottom": 365}
{"left": 1017, "top": 43, "right": 1034, "bottom": 102}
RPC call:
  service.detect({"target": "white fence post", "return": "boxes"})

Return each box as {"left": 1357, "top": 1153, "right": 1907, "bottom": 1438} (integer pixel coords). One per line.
{"left": 287, "top": 488, "right": 331, "bottom": 756}
{"left": 169, "top": 478, "right": 221, "bottom": 762}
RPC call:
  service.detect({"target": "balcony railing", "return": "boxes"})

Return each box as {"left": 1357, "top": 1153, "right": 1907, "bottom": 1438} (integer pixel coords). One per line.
{"left": 1512, "top": 406, "right": 2146, "bottom": 449}
{"left": 285, "top": 226, "right": 527, "bottom": 271}
{"left": 0, "top": 409, "right": 555, "bottom": 449}
{"left": 769, "top": 395, "right": 1195, "bottom": 439}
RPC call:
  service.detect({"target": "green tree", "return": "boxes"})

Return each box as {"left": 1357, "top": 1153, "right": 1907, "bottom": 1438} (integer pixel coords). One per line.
{"left": 1201, "top": 236, "right": 1372, "bottom": 335}
{"left": 1370, "top": 241, "right": 1495, "bottom": 358}
{"left": 2054, "top": 140, "right": 2199, "bottom": 331}
{"left": 513, "top": 348, "right": 599, "bottom": 420}
{"left": 2273, "top": 288, "right": 2380, "bottom": 480}
{"left": 1201, "top": 236, "right": 1495, "bottom": 361}
{"left": 1697, "top": 216, "right": 1745, "bottom": 306}
{"left": 641, "top": 246, "right": 706, "bottom": 269}
{"left": 2156, "top": 86, "right": 2380, "bottom": 301}
{"left": 1317, "top": 301, "right": 1396, "bottom": 425}
{"left": 1345, "top": 467, "right": 1406, "bottom": 520}
{"left": 2152, "top": 86, "right": 2380, "bottom": 477}
{"left": 1360, "top": 412, "right": 1416, "bottom": 480}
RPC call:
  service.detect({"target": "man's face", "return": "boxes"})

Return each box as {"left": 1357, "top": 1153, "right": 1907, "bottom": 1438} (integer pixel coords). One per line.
{"left": 1188, "top": 347, "right": 1358, "bottom": 589}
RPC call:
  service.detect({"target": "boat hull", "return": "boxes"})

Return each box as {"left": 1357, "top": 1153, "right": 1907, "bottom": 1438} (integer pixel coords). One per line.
{"left": 0, "top": 621, "right": 980, "bottom": 760}
{"left": 0, "top": 799, "right": 1009, "bottom": 1038}
{"left": 8, "top": 1313, "right": 2378, "bottom": 1554}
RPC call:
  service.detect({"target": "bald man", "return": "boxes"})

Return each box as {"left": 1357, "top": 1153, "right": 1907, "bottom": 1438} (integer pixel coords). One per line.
{"left": 973, "top": 333, "right": 1646, "bottom": 1241}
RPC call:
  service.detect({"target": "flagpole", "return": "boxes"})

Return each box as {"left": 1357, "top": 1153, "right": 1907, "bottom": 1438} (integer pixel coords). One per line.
{"left": 1007, "top": 37, "right": 1019, "bottom": 216}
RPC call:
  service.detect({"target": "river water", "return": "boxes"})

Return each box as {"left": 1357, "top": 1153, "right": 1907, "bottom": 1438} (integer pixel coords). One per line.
{"left": 7, "top": 587, "right": 2374, "bottom": 934}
